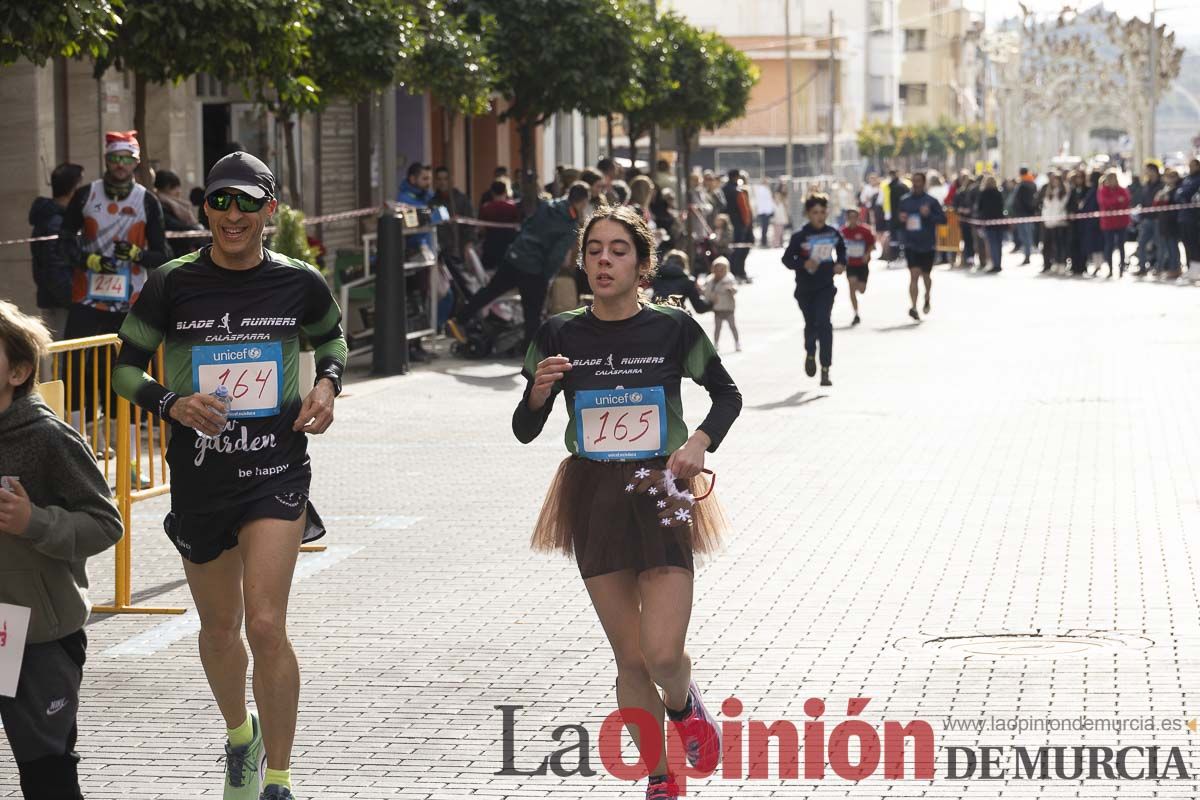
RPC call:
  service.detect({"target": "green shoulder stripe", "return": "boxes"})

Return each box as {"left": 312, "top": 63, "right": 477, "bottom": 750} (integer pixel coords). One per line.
{"left": 554, "top": 306, "right": 589, "bottom": 322}
{"left": 155, "top": 250, "right": 201, "bottom": 278}
{"left": 684, "top": 335, "right": 718, "bottom": 382}
{"left": 120, "top": 252, "right": 200, "bottom": 350}
{"left": 268, "top": 249, "right": 323, "bottom": 276}
{"left": 120, "top": 313, "right": 162, "bottom": 352}
{"left": 644, "top": 303, "right": 716, "bottom": 380}
{"left": 302, "top": 302, "right": 341, "bottom": 337}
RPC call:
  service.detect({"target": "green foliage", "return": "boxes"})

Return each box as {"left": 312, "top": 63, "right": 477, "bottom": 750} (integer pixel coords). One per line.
{"left": 271, "top": 204, "right": 320, "bottom": 267}
{"left": 94, "top": 0, "right": 317, "bottom": 104}
{"left": 398, "top": 1, "right": 494, "bottom": 117}
{"left": 857, "top": 118, "right": 990, "bottom": 163}
{"left": 856, "top": 120, "right": 890, "bottom": 160}
{"left": 0, "top": 1, "right": 121, "bottom": 65}
{"left": 638, "top": 13, "right": 758, "bottom": 141}
{"left": 708, "top": 37, "right": 757, "bottom": 132}
{"left": 619, "top": 4, "right": 675, "bottom": 146}
{"left": 464, "top": 0, "right": 637, "bottom": 168}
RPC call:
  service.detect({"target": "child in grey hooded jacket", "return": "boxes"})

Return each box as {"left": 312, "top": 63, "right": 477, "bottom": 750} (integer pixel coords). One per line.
{"left": 0, "top": 300, "right": 122, "bottom": 800}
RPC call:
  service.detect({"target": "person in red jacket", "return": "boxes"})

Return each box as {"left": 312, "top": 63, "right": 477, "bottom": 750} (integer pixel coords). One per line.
{"left": 1097, "top": 170, "right": 1131, "bottom": 278}
{"left": 839, "top": 208, "right": 876, "bottom": 325}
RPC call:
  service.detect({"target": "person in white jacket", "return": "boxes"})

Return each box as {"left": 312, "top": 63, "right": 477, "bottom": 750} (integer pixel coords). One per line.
{"left": 702, "top": 257, "right": 740, "bottom": 351}
{"left": 752, "top": 177, "right": 776, "bottom": 247}
{"left": 1040, "top": 172, "right": 1071, "bottom": 272}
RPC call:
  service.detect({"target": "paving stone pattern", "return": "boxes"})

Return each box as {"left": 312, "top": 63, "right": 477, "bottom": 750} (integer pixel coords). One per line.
{"left": 3, "top": 250, "right": 1200, "bottom": 798}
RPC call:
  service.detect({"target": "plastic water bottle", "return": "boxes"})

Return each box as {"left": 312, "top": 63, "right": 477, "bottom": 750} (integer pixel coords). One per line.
{"left": 198, "top": 385, "right": 233, "bottom": 441}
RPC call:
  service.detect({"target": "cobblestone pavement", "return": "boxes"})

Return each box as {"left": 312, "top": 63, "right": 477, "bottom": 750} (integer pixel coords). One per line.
{"left": 4, "top": 248, "right": 1200, "bottom": 798}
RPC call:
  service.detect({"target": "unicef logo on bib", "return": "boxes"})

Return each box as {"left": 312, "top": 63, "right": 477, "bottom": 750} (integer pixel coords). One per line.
{"left": 574, "top": 386, "right": 668, "bottom": 461}
{"left": 191, "top": 342, "right": 284, "bottom": 419}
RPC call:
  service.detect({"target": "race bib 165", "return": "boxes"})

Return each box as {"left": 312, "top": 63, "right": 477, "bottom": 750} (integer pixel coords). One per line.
{"left": 574, "top": 386, "right": 668, "bottom": 461}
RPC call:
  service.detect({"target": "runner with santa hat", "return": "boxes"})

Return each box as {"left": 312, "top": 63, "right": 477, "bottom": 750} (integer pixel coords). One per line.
{"left": 59, "top": 131, "right": 170, "bottom": 463}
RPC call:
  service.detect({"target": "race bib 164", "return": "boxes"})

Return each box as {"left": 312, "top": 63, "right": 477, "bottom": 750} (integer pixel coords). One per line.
{"left": 191, "top": 341, "right": 284, "bottom": 418}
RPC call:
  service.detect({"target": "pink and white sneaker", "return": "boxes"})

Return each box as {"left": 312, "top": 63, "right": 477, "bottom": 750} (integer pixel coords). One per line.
{"left": 671, "top": 679, "right": 722, "bottom": 771}
{"left": 645, "top": 774, "right": 681, "bottom": 799}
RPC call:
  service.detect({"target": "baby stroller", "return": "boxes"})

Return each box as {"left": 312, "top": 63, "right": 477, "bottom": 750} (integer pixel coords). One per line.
{"left": 445, "top": 247, "right": 525, "bottom": 359}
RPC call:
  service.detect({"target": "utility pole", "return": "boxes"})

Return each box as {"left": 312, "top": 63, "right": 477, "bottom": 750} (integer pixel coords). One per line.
{"left": 1147, "top": 0, "right": 1158, "bottom": 165}
{"left": 827, "top": 10, "right": 836, "bottom": 177}
{"left": 979, "top": 0, "right": 988, "bottom": 171}
{"left": 785, "top": 0, "right": 795, "bottom": 179}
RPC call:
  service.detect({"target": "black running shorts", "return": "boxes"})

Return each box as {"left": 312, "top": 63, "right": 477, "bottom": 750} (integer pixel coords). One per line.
{"left": 906, "top": 250, "right": 936, "bottom": 272}
{"left": 163, "top": 493, "right": 325, "bottom": 564}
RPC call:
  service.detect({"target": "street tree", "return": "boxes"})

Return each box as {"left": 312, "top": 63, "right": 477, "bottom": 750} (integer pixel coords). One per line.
{"left": 95, "top": 0, "right": 316, "bottom": 185}
{"left": 257, "top": 0, "right": 415, "bottom": 205}
{"left": 0, "top": 1, "right": 120, "bottom": 64}
{"left": 648, "top": 18, "right": 755, "bottom": 252}
{"left": 464, "top": 0, "right": 637, "bottom": 210}
{"left": 619, "top": 7, "right": 677, "bottom": 169}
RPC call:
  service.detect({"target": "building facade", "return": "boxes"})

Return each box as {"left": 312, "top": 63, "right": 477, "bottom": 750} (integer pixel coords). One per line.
{"left": 0, "top": 59, "right": 589, "bottom": 317}
{"left": 896, "top": 0, "right": 977, "bottom": 127}
{"left": 661, "top": 0, "right": 905, "bottom": 179}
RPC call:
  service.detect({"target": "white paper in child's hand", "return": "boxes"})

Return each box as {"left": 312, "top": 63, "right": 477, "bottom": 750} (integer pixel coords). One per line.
{"left": 0, "top": 603, "right": 31, "bottom": 697}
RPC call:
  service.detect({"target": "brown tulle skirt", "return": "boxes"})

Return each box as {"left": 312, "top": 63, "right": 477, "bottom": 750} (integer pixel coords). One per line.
{"left": 531, "top": 456, "right": 729, "bottom": 579}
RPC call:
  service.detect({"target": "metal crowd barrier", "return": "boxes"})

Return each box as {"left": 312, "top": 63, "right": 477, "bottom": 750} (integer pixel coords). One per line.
{"left": 937, "top": 209, "right": 962, "bottom": 254}
{"left": 43, "top": 335, "right": 183, "bottom": 615}
{"left": 40, "top": 334, "right": 326, "bottom": 615}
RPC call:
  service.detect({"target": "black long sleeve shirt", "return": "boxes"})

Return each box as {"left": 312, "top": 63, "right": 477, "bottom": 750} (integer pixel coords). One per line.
{"left": 513, "top": 304, "right": 741, "bottom": 455}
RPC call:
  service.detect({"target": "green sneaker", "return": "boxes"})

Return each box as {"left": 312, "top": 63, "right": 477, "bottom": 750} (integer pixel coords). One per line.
{"left": 223, "top": 712, "right": 266, "bottom": 800}
{"left": 260, "top": 786, "right": 295, "bottom": 800}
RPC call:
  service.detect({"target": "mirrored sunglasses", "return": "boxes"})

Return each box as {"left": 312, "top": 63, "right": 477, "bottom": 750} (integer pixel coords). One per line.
{"left": 206, "top": 191, "right": 268, "bottom": 213}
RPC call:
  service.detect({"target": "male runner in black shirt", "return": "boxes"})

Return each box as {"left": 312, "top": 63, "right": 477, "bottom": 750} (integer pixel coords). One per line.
{"left": 114, "top": 152, "right": 345, "bottom": 800}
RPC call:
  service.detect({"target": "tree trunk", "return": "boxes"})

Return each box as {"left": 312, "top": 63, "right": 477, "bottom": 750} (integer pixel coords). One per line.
{"left": 442, "top": 107, "right": 461, "bottom": 255}
{"left": 518, "top": 118, "right": 538, "bottom": 217}
{"left": 606, "top": 113, "right": 615, "bottom": 158}
{"left": 627, "top": 120, "right": 641, "bottom": 173}
{"left": 282, "top": 113, "right": 301, "bottom": 207}
{"left": 133, "top": 72, "right": 150, "bottom": 186}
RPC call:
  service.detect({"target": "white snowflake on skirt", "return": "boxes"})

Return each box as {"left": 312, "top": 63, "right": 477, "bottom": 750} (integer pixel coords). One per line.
{"left": 657, "top": 500, "right": 667, "bottom": 508}
{"left": 634, "top": 468, "right": 652, "bottom": 479}
{"left": 625, "top": 483, "right": 636, "bottom": 493}
{"left": 674, "top": 508, "right": 692, "bottom": 523}
{"left": 648, "top": 486, "right": 659, "bottom": 495}
{"left": 660, "top": 518, "right": 673, "bottom": 527}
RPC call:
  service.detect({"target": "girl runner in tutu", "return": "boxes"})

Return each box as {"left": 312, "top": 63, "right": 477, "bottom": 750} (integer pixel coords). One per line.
{"left": 513, "top": 205, "right": 742, "bottom": 798}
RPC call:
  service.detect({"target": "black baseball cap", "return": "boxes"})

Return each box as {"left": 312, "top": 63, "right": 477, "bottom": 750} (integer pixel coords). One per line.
{"left": 204, "top": 151, "right": 275, "bottom": 200}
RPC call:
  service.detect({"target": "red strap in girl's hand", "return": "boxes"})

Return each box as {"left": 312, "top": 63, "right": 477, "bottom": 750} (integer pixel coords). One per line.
{"left": 693, "top": 468, "right": 716, "bottom": 501}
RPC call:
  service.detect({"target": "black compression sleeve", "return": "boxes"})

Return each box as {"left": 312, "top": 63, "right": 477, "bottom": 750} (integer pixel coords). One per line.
{"left": 512, "top": 386, "right": 555, "bottom": 444}
{"left": 114, "top": 342, "right": 173, "bottom": 418}
{"left": 694, "top": 358, "right": 742, "bottom": 452}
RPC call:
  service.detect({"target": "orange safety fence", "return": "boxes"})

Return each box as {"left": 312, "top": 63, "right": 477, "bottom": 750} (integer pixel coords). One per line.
{"left": 936, "top": 209, "right": 962, "bottom": 254}
{"left": 40, "top": 335, "right": 327, "bottom": 615}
